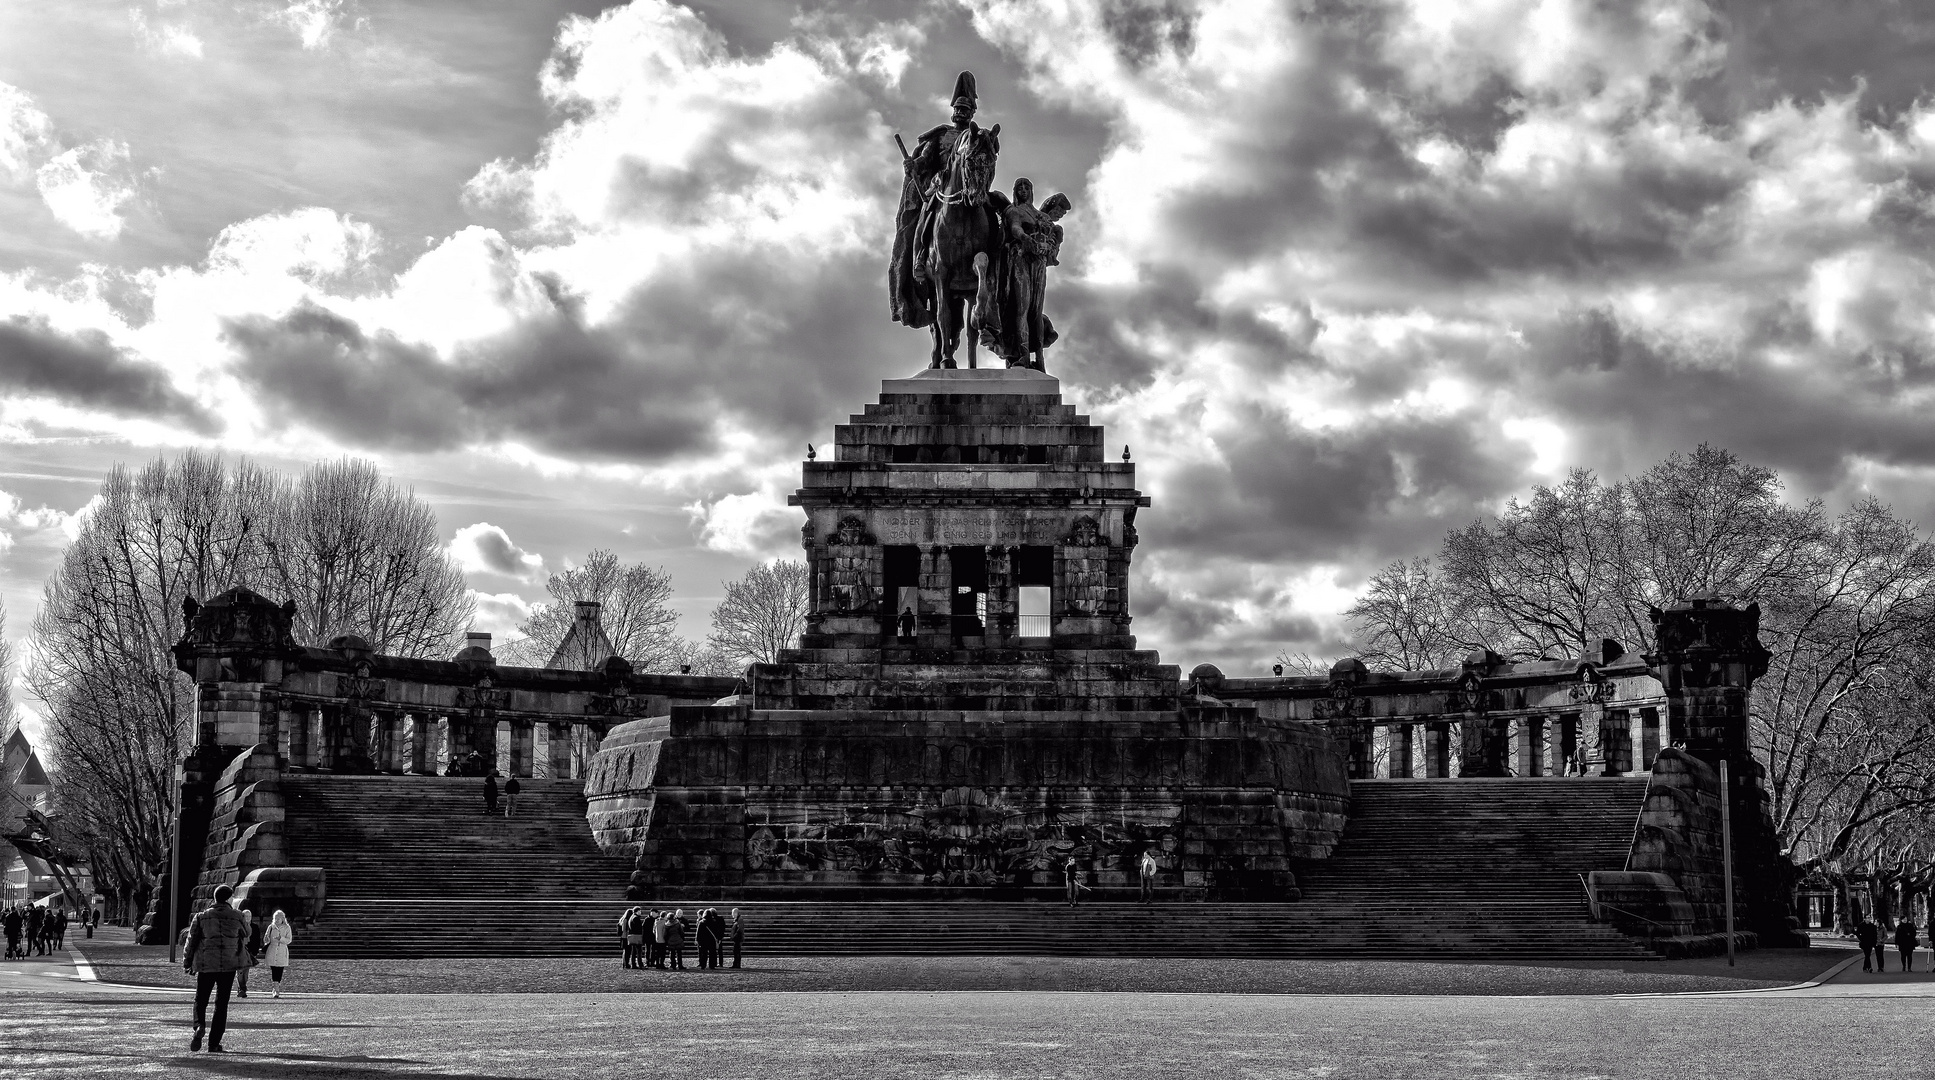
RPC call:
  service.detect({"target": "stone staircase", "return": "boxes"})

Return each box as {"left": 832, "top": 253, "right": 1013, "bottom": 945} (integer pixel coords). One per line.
{"left": 279, "top": 774, "right": 1655, "bottom": 960}
{"left": 280, "top": 774, "right": 633, "bottom": 903}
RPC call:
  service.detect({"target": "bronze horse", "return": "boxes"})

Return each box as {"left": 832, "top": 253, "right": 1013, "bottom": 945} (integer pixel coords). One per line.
{"left": 919, "top": 123, "right": 1000, "bottom": 369}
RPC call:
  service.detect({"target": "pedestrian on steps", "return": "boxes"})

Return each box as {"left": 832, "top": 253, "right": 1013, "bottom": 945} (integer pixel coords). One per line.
{"left": 483, "top": 772, "right": 500, "bottom": 816}
{"left": 1063, "top": 856, "right": 1083, "bottom": 908}
{"left": 1138, "top": 849, "right": 1158, "bottom": 904}
{"left": 262, "top": 910, "right": 294, "bottom": 997}
{"left": 730, "top": 908, "right": 743, "bottom": 969}
{"left": 1895, "top": 917, "right": 1918, "bottom": 972}
{"left": 1858, "top": 916, "right": 1881, "bottom": 972}
{"left": 503, "top": 775, "right": 521, "bottom": 817}
{"left": 184, "top": 883, "right": 250, "bottom": 1053}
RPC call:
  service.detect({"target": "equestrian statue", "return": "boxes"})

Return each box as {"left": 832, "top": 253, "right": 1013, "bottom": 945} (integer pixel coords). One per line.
{"left": 889, "top": 72, "right": 1067, "bottom": 371}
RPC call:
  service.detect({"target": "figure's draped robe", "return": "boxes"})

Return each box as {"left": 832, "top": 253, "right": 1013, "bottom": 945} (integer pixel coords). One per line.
{"left": 978, "top": 202, "right": 1058, "bottom": 367}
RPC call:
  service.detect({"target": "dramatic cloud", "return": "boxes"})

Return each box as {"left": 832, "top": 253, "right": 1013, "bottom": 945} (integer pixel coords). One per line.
{"left": 447, "top": 522, "right": 547, "bottom": 583}
{"left": 6, "top": 0, "right": 1935, "bottom": 674}
{"left": 0, "top": 316, "right": 215, "bottom": 430}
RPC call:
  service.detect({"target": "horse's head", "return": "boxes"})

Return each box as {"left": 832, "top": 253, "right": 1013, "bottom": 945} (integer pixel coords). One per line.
{"left": 945, "top": 123, "right": 1000, "bottom": 203}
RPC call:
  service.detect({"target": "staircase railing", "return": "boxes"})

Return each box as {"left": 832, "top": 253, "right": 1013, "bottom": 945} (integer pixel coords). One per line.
{"left": 1579, "top": 873, "right": 1674, "bottom": 930}
{"left": 1620, "top": 761, "right": 1659, "bottom": 872}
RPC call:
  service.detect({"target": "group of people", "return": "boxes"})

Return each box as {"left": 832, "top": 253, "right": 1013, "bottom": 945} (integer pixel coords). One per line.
{"left": 2, "top": 904, "right": 91, "bottom": 958}
{"left": 618, "top": 907, "right": 742, "bottom": 970}
{"left": 180, "top": 883, "right": 297, "bottom": 1053}
{"left": 1855, "top": 915, "right": 1925, "bottom": 973}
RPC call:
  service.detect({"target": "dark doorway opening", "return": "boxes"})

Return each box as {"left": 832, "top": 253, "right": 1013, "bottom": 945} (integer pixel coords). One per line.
{"left": 884, "top": 545, "right": 920, "bottom": 637}
{"left": 950, "top": 545, "right": 987, "bottom": 638}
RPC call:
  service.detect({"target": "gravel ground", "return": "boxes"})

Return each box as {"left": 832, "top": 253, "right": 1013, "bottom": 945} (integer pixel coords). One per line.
{"left": 75, "top": 940, "right": 1846, "bottom": 996}
{"left": 2, "top": 982, "right": 1928, "bottom": 1079}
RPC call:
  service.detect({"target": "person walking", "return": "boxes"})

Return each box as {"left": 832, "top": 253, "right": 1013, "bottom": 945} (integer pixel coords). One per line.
{"left": 262, "top": 910, "right": 294, "bottom": 997}
{"left": 483, "top": 773, "right": 500, "bottom": 816}
{"left": 1895, "top": 917, "right": 1918, "bottom": 972}
{"left": 3, "top": 905, "right": 20, "bottom": 959}
{"left": 25, "top": 906, "right": 43, "bottom": 956}
{"left": 235, "top": 908, "right": 260, "bottom": 998}
{"left": 669, "top": 908, "right": 687, "bottom": 969}
{"left": 1858, "top": 916, "right": 1881, "bottom": 972}
{"left": 729, "top": 908, "right": 744, "bottom": 969}
{"left": 183, "top": 883, "right": 250, "bottom": 1053}
{"left": 1138, "top": 849, "right": 1158, "bottom": 904}
{"left": 1063, "top": 856, "right": 1083, "bottom": 908}
{"left": 51, "top": 910, "right": 66, "bottom": 950}
{"left": 503, "top": 776, "right": 521, "bottom": 817}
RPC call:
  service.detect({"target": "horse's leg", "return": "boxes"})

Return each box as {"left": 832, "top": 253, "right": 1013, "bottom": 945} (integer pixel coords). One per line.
{"left": 967, "top": 253, "right": 987, "bottom": 370}
{"left": 937, "top": 279, "right": 956, "bottom": 368}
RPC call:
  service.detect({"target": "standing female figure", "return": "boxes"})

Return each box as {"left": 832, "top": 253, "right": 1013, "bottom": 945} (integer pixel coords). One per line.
{"left": 262, "top": 910, "right": 294, "bottom": 998}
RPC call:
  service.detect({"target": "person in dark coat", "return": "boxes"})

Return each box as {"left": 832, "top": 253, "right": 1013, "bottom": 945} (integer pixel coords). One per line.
{"left": 3, "top": 906, "right": 21, "bottom": 959}
{"left": 25, "top": 906, "right": 43, "bottom": 955}
{"left": 729, "top": 908, "right": 744, "bottom": 969}
{"left": 184, "top": 884, "right": 251, "bottom": 1052}
{"left": 696, "top": 908, "right": 718, "bottom": 969}
{"left": 503, "top": 776, "right": 521, "bottom": 817}
{"left": 1857, "top": 916, "right": 1882, "bottom": 972}
{"left": 483, "top": 773, "right": 500, "bottom": 815}
{"left": 1895, "top": 918, "right": 1918, "bottom": 972}
{"left": 668, "top": 908, "right": 688, "bottom": 969}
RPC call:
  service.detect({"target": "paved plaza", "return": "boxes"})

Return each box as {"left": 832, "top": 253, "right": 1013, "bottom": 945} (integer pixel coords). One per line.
{"left": 1, "top": 938, "right": 1931, "bottom": 1078}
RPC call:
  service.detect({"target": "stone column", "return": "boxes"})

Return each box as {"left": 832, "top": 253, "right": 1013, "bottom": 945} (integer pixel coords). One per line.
{"left": 1600, "top": 709, "right": 1632, "bottom": 775}
{"left": 1347, "top": 727, "right": 1373, "bottom": 780}
{"left": 1516, "top": 718, "right": 1545, "bottom": 777}
{"left": 533, "top": 723, "right": 552, "bottom": 779}
{"left": 1389, "top": 724, "right": 1414, "bottom": 779}
{"left": 1459, "top": 715, "right": 1509, "bottom": 777}
{"left": 1423, "top": 722, "right": 1451, "bottom": 778}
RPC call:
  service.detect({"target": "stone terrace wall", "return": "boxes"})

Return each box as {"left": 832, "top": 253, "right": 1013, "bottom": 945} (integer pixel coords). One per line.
{"left": 586, "top": 702, "right": 1348, "bottom": 900}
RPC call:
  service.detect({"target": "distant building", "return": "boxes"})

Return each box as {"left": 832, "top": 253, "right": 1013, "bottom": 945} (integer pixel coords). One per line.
{"left": 1, "top": 725, "right": 61, "bottom": 907}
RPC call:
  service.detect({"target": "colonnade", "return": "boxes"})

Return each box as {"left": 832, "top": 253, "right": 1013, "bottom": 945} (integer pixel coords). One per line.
{"left": 274, "top": 704, "right": 606, "bottom": 779}
{"left": 1340, "top": 706, "right": 1667, "bottom": 779}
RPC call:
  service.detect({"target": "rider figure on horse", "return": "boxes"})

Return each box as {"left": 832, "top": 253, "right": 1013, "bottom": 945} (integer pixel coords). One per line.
{"left": 889, "top": 72, "right": 999, "bottom": 339}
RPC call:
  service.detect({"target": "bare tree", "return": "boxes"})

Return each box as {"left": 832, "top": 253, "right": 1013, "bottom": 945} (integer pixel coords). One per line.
{"left": 29, "top": 450, "right": 260, "bottom": 919}
{"left": 503, "top": 550, "right": 681, "bottom": 670}
{"left": 27, "top": 450, "right": 473, "bottom": 917}
{"left": 1344, "top": 558, "right": 1475, "bottom": 671}
{"left": 706, "top": 560, "right": 809, "bottom": 668}
{"left": 256, "top": 458, "right": 472, "bottom": 657}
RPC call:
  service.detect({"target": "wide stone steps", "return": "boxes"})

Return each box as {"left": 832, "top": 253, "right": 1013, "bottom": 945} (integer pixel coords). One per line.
{"left": 276, "top": 773, "right": 1656, "bottom": 960}
{"left": 287, "top": 900, "right": 1649, "bottom": 960}
{"left": 280, "top": 774, "right": 634, "bottom": 902}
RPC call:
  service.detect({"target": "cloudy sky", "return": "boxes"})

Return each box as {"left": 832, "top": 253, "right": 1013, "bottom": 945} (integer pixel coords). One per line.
{"left": 3, "top": 0, "right": 1935, "bottom": 719}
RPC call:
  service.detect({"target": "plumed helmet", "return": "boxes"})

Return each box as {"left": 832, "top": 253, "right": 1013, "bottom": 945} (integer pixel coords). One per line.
{"left": 951, "top": 70, "right": 977, "bottom": 109}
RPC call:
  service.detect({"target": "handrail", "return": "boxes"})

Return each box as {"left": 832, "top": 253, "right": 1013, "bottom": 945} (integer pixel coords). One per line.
{"left": 1579, "top": 872, "right": 1676, "bottom": 930}
{"left": 1622, "top": 759, "right": 1660, "bottom": 873}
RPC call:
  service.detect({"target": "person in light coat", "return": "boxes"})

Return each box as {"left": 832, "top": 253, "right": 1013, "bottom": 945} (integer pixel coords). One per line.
{"left": 261, "top": 910, "right": 295, "bottom": 997}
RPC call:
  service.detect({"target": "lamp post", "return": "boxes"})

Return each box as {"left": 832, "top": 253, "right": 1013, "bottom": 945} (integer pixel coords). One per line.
{"left": 1721, "top": 759, "right": 1735, "bottom": 968}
